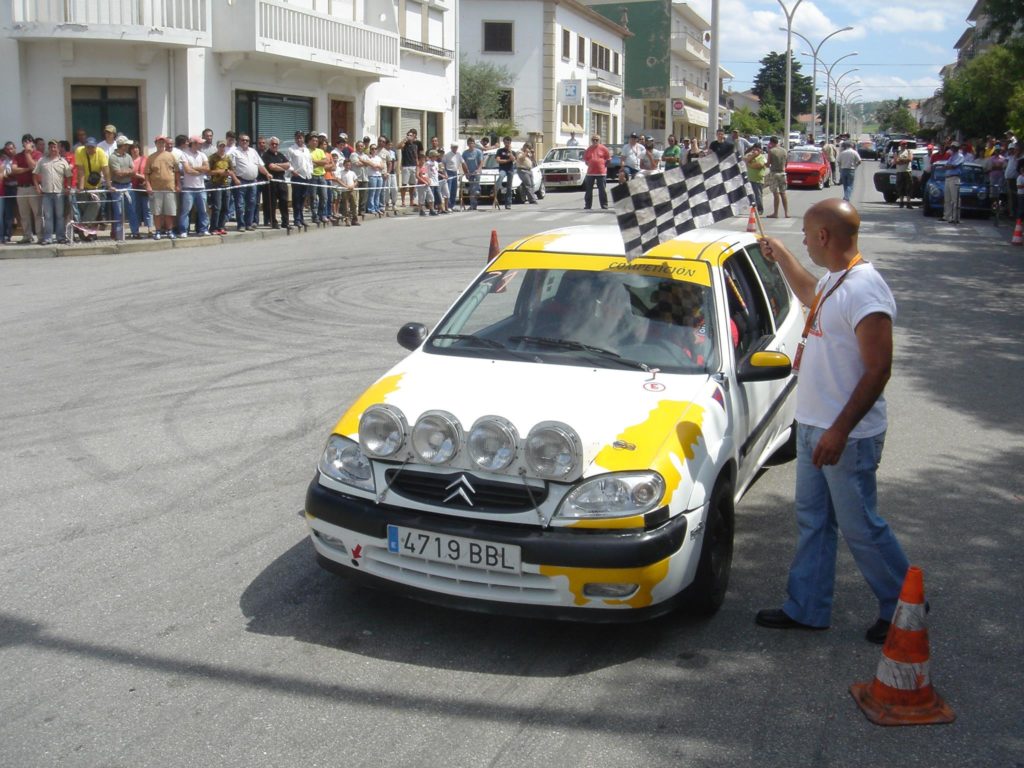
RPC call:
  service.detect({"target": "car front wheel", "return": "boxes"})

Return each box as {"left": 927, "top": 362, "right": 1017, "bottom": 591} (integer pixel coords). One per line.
{"left": 817, "top": 175, "right": 825, "bottom": 190}
{"left": 536, "top": 179, "right": 546, "bottom": 199}
{"left": 683, "top": 479, "right": 735, "bottom": 616}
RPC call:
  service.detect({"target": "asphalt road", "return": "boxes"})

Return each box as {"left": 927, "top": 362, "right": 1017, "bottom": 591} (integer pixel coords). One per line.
{"left": 2, "top": 166, "right": 1022, "bottom": 767}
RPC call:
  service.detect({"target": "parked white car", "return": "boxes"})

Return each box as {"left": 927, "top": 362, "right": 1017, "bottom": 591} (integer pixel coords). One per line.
{"left": 539, "top": 146, "right": 587, "bottom": 189}
{"left": 474, "top": 149, "right": 546, "bottom": 204}
{"left": 305, "top": 225, "right": 803, "bottom": 621}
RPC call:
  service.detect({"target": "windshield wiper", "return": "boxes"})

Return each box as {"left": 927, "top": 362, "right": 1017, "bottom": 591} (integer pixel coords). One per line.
{"left": 431, "top": 334, "right": 505, "bottom": 349}
{"left": 509, "top": 336, "right": 649, "bottom": 371}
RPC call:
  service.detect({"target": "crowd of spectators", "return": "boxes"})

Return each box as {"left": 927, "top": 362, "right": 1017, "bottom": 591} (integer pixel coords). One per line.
{"left": 0, "top": 124, "right": 518, "bottom": 245}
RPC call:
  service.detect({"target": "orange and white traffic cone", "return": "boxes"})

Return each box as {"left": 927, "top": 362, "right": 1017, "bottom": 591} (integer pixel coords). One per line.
{"left": 746, "top": 207, "right": 758, "bottom": 233}
{"left": 850, "top": 566, "right": 955, "bottom": 726}
{"left": 1012, "top": 218, "right": 1023, "bottom": 246}
{"left": 487, "top": 229, "right": 500, "bottom": 262}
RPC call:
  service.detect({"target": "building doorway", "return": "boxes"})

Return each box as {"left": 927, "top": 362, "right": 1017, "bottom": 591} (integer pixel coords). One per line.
{"left": 331, "top": 100, "right": 353, "bottom": 143}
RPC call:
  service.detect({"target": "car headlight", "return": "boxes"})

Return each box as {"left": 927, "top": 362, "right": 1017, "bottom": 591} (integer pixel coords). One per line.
{"left": 359, "top": 404, "right": 407, "bottom": 458}
{"left": 929, "top": 186, "right": 941, "bottom": 199}
{"left": 411, "top": 410, "right": 462, "bottom": 465}
{"left": 467, "top": 416, "right": 518, "bottom": 472}
{"left": 319, "top": 434, "right": 375, "bottom": 492}
{"left": 977, "top": 188, "right": 987, "bottom": 198}
{"left": 525, "top": 421, "right": 581, "bottom": 480}
{"left": 559, "top": 472, "right": 666, "bottom": 519}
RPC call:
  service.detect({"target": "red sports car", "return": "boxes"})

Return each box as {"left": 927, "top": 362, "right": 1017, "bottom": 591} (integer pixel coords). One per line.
{"left": 785, "top": 147, "right": 831, "bottom": 189}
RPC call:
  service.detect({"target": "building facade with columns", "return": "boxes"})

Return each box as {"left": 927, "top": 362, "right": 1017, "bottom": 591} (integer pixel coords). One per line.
{"left": 0, "top": 0, "right": 457, "bottom": 152}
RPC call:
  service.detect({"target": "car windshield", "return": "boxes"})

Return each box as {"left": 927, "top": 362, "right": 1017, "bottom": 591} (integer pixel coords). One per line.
{"left": 544, "top": 148, "right": 585, "bottom": 162}
{"left": 931, "top": 164, "right": 986, "bottom": 184}
{"left": 482, "top": 153, "right": 500, "bottom": 169}
{"left": 426, "top": 265, "right": 719, "bottom": 374}
{"left": 787, "top": 150, "right": 822, "bottom": 163}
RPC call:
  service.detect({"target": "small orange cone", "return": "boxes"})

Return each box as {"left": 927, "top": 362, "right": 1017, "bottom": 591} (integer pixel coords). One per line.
{"left": 850, "top": 566, "right": 955, "bottom": 726}
{"left": 746, "top": 207, "right": 758, "bottom": 233}
{"left": 1012, "top": 218, "right": 1023, "bottom": 246}
{"left": 487, "top": 229, "right": 500, "bottom": 262}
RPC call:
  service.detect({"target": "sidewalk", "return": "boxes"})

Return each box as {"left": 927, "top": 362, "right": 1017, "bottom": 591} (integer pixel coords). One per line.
{"left": 0, "top": 209, "right": 411, "bottom": 260}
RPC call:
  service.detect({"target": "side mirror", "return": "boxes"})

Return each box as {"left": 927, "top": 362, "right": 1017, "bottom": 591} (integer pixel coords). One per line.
{"left": 736, "top": 350, "right": 792, "bottom": 383}
{"left": 397, "top": 322, "right": 427, "bottom": 351}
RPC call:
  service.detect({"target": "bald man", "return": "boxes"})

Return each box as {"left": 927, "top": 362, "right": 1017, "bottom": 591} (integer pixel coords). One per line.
{"left": 755, "top": 200, "right": 911, "bottom": 645}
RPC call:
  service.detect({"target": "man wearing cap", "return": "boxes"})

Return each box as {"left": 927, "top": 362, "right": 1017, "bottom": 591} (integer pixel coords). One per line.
{"left": 620, "top": 133, "right": 644, "bottom": 181}
{"left": 145, "top": 136, "right": 180, "bottom": 240}
{"left": 109, "top": 136, "right": 139, "bottom": 239}
{"left": 178, "top": 136, "right": 210, "bottom": 237}
{"left": 397, "top": 128, "right": 423, "bottom": 208}
{"left": 442, "top": 142, "right": 467, "bottom": 209}
{"left": 894, "top": 141, "right": 913, "bottom": 209}
{"left": 98, "top": 125, "right": 118, "bottom": 156}
{"left": 944, "top": 142, "right": 964, "bottom": 224}
{"left": 74, "top": 136, "right": 110, "bottom": 227}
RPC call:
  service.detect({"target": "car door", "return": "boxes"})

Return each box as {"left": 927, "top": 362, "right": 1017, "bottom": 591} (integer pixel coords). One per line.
{"left": 721, "top": 246, "right": 799, "bottom": 488}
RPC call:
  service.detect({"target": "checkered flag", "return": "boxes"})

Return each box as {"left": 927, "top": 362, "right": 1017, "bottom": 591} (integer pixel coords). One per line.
{"left": 612, "top": 153, "right": 755, "bottom": 261}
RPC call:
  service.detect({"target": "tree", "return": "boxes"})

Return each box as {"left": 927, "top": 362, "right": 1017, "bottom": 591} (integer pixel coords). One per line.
{"left": 728, "top": 107, "right": 763, "bottom": 136}
{"left": 458, "top": 57, "right": 515, "bottom": 125}
{"left": 751, "top": 52, "right": 814, "bottom": 116}
{"left": 942, "top": 45, "right": 1024, "bottom": 140}
{"left": 874, "top": 98, "right": 917, "bottom": 134}
{"left": 757, "top": 103, "right": 783, "bottom": 133}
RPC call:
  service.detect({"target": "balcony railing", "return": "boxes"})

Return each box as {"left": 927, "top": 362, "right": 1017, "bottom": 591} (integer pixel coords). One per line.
{"left": 249, "top": 0, "right": 399, "bottom": 74}
{"left": 589, "top": 67, "right": 622, "bottom": 89}
{"left": 671, "top": 32, "right": 710, "bottom": 63}
{"left": 671, "top": 78, "right": 709, "bottom": 105}
{"left": 11, "top": 0, "right": 209, "bottom": 38}
{"left": 401, "top": 37, "right": 453, "bottom": 59}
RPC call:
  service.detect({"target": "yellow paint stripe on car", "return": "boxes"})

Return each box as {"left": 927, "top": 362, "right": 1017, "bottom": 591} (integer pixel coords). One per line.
{"left": 539, "top": 557, "right": 671, "bottom": 608}
{"left": 567, "top": 514, "right": 647, "bottom": 530}
{"left": 490, "top": 252, "right": 712, "bottom": 287}
{"left": 333, "top": 373, "right": 405, "bottom": 438}
{"left": 594, "top": 400, "right": 705, "bottom": 502}
{"left": 643, "top": 238, "right": 735, "bottom": 267}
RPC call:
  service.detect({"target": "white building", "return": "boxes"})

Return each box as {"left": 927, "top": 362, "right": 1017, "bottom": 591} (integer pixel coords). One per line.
{"left": 459, "top": 0, "right": 629, "bottom": 150}
{"left": 0, "top": 0, "right": 458, "bottom": 151}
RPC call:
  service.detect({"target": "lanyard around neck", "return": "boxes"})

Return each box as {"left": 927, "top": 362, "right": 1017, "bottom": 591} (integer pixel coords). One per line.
{"left": 801, "top": 254, "right": 863, "bottom": 339}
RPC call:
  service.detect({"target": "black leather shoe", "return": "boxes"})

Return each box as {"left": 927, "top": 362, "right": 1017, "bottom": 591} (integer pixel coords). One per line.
{"left": 755, "top": 608, "right": 828, "bottom": 631}
{"left": 865, "top": 619, "right": 890, "bottom": 644}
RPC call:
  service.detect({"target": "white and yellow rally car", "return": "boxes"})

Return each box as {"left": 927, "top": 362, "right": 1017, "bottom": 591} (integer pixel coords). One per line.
{"left": 306, "top": 225, "right": 803, "bottom": 620}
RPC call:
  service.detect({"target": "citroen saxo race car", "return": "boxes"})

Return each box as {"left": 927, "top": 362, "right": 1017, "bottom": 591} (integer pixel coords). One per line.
{"left": 305, "top": 225, "right": 802, "bottom": 620}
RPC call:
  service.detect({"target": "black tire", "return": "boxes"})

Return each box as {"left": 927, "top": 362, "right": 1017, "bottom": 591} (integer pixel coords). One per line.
{"left": 922, "top": 201, "right": 933, "bottom": 217}
{"left": 683, "top": 479, "right": 735, "bottom": 616}
{"left": 536, "top": 179, "right": 546, "bottom": 199}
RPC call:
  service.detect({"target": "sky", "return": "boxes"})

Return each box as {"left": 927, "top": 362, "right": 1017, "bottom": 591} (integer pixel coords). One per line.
{"left": 685, "top": 0, "right": 975, "bottom": 104}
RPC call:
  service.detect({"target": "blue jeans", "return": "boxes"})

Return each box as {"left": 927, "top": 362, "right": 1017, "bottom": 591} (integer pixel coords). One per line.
{"left": 312, "top": 177, "right": 329, "bottom": 220}
{"left": 839, "top": 168, "right": 855, "bottom": 201}
{"left": 209, "top": 187, "right": 229, "bottom": 231}
{"left": 234, "top": 182, "right": 259, "bottom": 228}
{"left": 2, "top": 190, "right": 16, "bottom": 240}
{"left": 464, "top": 175, "right": 480, "bottom": 208}
{"left": 497, "top": 166, "right": 515, "bottom": 206}
{"left": 111, "top": 183, "right": 139, "bottom": 237}
{"left": 178, "top": 188, "right": 209, "bottom": 234}
{"left": 367, "top": 175, "right": 383, "bottom": 212}
{"left": 446, "top": 175, "right": 458, "bottom": 205}
{"left": 583, "top": 174, "right": 607, "bottom": 208}
{"left": 41, "top": 192, "right": 63, "bottom": 242}
{"left": 782, "top": 424, "right": 909, "bottom": 627}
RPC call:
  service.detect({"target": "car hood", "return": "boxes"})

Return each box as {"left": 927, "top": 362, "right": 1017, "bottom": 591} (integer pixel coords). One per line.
{"left": 540, "top": 160, "right": 586, "bottom": 169}
{"left": 332, "top": 352, "right": 724, "bottom": 488}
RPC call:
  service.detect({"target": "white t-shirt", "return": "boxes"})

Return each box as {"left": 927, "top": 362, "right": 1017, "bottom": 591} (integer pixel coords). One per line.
{"left": 795, "top": 261, "right": 896, "bottom": 439}
{"left": 838, "top": 148, "right": 861, "bottom": 171}
{"left": 337, "top": 169, "right": 357, "bottom": 189}
{"left": 180, "top": 148, "right": 209, "bottom": 190}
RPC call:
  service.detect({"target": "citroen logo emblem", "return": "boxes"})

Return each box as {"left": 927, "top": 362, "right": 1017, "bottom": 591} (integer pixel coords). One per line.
{"left": 443, "top": 475, "right": 476, "bottom": 506}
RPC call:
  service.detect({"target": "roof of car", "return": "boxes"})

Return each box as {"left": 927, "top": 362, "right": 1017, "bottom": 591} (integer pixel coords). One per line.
{"left": 497, "top": 225, "right": 754, "bottom": 266}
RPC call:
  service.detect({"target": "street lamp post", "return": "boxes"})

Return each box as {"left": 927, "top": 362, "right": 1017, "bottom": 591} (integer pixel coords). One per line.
{"left": 785, "top": 26, "right": 852, "bottom": 144}
{"left": 831, "top": 68, "right": 860, "bottom": 138}
{"left": 837, "top": 85, "right": 862, "bottom": 136}
{"left": 775, "top": 0, "right": 803, "bottom": 150}
{"left": 820, "top": 52, "right": 857, "bottom": 143}
{"left": 845, "top": 92, "right": 863, "bottom": 135}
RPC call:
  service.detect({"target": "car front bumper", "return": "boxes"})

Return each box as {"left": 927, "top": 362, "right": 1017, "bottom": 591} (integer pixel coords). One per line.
{"left": 305, "top": 477, "right": 694, "bottom": 620}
